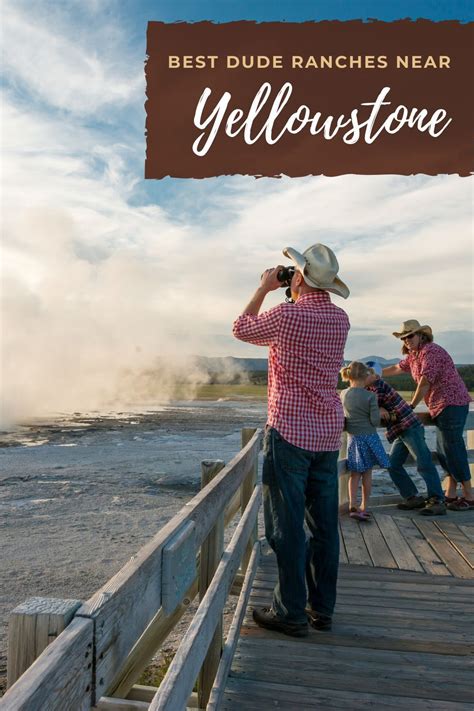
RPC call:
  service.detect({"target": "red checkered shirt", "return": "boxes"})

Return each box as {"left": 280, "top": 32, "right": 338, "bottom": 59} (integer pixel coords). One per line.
{"left": 233, "top": 291, "right": 350, "bottom": 451}
{"left": 399, "top": 342, "right": 471, "bottom": 418}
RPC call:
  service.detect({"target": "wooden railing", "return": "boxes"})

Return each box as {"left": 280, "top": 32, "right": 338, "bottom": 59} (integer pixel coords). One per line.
{"left": 2, "top": 428, "right": 263, "bottom": 711}
{"left": 338, "top": 411, "right": 474, "bottom": 509}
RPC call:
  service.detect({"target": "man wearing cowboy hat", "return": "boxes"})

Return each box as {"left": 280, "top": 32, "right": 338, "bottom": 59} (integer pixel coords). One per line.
{"left": 233, "top": 244, "right": 350, "bottom": 637}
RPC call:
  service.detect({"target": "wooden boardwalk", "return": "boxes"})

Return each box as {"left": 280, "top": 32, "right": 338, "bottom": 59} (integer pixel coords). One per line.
{"left": 339, "top": 500, "right": 474, "bottom": 578}
{"left": 220, "top": 508, "right": 474, "bottom": 710}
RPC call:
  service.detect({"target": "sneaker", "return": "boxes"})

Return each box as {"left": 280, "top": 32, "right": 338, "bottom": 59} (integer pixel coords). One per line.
{"left": 397, "top": 495, "right": 426, "bottom": 510}
{"left": 306, "top": 608, "right": 332, "bottom": 631}
{"left": 419, "top": 497, "right": 447, "bottom": 516}
{"left": 252, "top": 607, "right": 308, "bottom": 637}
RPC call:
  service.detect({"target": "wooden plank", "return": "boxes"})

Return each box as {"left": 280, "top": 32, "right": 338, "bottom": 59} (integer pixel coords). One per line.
{"left": 222, "top": 677, "right": 474, "bottom": 711}
{"left": 338, "top": 523, "right": 348, "bottom": 564}
{"left": 414, "top": 519, "right": 474, "bottom": 579}
{"left": 149, "top": 485, "right": 262, "bottom": 711}
{"left": 161, "top": 521, "right": 196, "bottom": 615}
{"left": 459, "top": 524, "right": 474, "bottom": 543}
{"left": 339, "top": 515, "right": 372, "bottom": 566}
{"left": 251, "top": 574, "right": 473, "bottom": 599}
{"left": 369, "top": 494, "right": 405, "bottom": 506}
{"left": 249, "top": 583, "right": 474, "bottom": 610}
{"left": 230, "top": 655, "right": 474, "bottom": 703}
{"left": 240, "top": 621, "right": 472, "bottom": 655}
{"left": 337, "top": 577, "right": 473, "bottom": 596}
{"left": 434, "top": 520, "right": 474, "bottom": 568}
{"left": 249, "top": 581, "right": 473, "bottom": 609}
{"left": 248, "top": 588, "right": 473, "bottom": 614}
{"left": 126, "top": 688, "right": 198, "bottom": 708}
{"left": 329, "top": 608, "right": 473, "bottom": 630}
{"left": 234, "top": 637, "right": 474, "bottom": 672}
{"left": 334, "top": 601, "right": 474, "bottom": 623}
{"left": 7, "top": 596, "right": 82, "bottom": 688}
{"left": 248, "top": 589, "right": 471, "bottom": 614}
{"left": 393, "top": 516, "right": 452, "bottom": 576}
{"left": 94, "top": 699, "right": 150, "bottom": 710}
{"left": 372, "top": 514, "right": 424, "bottom": 572}
{"left": 240, "top": 428, "right": 258, "bottom": 573}
{"left": 108, "top": 579, "right": 198, "bottom": 699}
{"left": 1, "top": 617, "right": 93, "bottom": 711}
{"left": 359, "top": 518, "right": 398, "bottom": 569}
{"left": 207, "top": 542, "right": 260, "bottom": 711}
{"left": 77, "top": 429, "right": 262, "bottom": 702}
{"left": 127, "top": 685, "right": 159, "bottom": 702}
{"left": 224, "top": 490, "right": 241, "bottom": 528}
{"left": 198, "top": 461, "right": 225, "bottom": 710}
{"left": 337, "top": 564, "right": 472, "bottom": 585}
{"left": 257, "top": 558, "right": 474, "bottom": 586}
{"left": 337, "top": 597, "right": 470, "bottom": 613}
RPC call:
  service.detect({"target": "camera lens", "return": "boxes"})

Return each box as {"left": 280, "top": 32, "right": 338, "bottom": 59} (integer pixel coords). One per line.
{"left": 277, "top": 266, "right": 295, "bottom": 286}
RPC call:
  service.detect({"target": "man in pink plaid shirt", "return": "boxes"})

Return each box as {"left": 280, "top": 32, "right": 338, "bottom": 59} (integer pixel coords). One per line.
{"left": 233, "top": 243, "right": 350, "bottom": 637}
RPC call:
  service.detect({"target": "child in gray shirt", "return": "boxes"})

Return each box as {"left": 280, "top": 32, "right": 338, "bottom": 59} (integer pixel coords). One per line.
{"left": 340, "top": 361, "right": 390, "bottom": 520}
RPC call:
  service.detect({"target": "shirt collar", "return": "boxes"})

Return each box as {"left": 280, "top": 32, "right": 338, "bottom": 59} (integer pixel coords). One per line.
{"left": 295, "top": 290, "right": 332, "bottom": 305}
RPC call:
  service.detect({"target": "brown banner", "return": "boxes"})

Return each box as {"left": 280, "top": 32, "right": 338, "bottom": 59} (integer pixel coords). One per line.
{"left": 145, "top": 20, "right": 473, "bottom": 178}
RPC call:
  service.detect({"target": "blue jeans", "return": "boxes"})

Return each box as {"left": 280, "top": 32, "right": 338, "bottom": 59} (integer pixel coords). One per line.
{"left": 262, "top": 427, "right": 339, "bottom": 623}
{"left": 434, "top": 405, "right": 470, "bottom": 482}
{"left": 388, "top": 423, "right": 444, "bottom": 500}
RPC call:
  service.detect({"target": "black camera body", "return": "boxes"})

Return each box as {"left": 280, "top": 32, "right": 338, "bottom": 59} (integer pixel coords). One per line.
{"left": 276, "top": 266, "right": 295, "bottom": 287}
{"left": 276, "top": 266, "right": 296, "bottom": 303}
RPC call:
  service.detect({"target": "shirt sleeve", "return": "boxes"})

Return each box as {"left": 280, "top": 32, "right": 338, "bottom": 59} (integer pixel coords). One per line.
{"left": 232, "top": 304, "right": 283, "bottom": 346}
{"left": 368, "top": 392, "right": 381, "bottom": 427}
{"left": 418, "top": 347, "right": 442, "bottom": 384}
{"left": 398, "top": 357, "right": 411, "bottom": 373}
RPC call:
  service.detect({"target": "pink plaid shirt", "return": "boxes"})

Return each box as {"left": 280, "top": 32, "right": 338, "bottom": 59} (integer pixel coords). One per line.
{"left": 399, "top": 342, "right": 471, "bottom": 418}
{"left": 233, "top": 291, "right": 350, "bottom": 451}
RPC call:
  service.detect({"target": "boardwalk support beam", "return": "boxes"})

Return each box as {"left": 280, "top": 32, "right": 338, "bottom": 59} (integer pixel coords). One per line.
{"left": 7, "top": 597, "right": 82, "bottom": 689}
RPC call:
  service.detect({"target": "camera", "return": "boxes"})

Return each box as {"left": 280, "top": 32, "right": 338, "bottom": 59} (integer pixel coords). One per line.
{"left": 276, "top": 266, "right": 295, "bottom": 287}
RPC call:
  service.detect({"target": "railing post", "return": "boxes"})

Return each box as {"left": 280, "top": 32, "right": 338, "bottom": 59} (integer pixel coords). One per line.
{"left": 197, "top": 460, "right": 225, "bottom": 710}
{"left": 240, "top": 428, "right": 258, "bottom": 574}
{"left": 468, "top": 429, "right": 474, "bottom": 483}
{"left": 7, "top": 597, "right": 82, "bottom": 688}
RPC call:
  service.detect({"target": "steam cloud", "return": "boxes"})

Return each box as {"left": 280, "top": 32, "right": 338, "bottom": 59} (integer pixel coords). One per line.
{"left": 0, "top": 207, "right": 248, "bottom": 425}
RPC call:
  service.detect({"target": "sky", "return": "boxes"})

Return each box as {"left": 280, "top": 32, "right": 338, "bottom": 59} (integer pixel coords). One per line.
{"left": 1, "top": 1, "right": 473, "bottom": 419}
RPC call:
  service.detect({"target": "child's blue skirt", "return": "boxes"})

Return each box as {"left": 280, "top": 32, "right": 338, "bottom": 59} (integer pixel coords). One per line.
{"left": 347, "top": 433, "right": 390, "bottom": 473}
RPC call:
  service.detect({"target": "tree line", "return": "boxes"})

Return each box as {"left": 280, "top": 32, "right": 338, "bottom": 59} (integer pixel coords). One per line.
{"left": 245, "top": 365, "right": 474, "bottom": 391}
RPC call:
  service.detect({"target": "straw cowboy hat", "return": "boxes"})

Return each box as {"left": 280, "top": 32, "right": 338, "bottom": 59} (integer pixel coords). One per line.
{"left": 282, "top": 243, "right": 349, "bottom": 299}
{"left": 392, "top": 319, "right": 433, "bottom": 339}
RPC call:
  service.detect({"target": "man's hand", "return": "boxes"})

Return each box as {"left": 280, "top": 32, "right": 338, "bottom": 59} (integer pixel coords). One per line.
{"left": 260, "top": 266, "right": 284, "bottom": 293}
{"left": 379, "top": 407, "right": 390, "bottom": 422}
{"left": 239, "top": 265, "right": 285, "bottom": 317}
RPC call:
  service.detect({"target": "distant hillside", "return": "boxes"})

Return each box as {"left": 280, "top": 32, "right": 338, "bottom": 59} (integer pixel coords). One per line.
{"left": 193, "top": 356, "right": 268, "bottom": 373}
{"left": 192, "top": 356, "right": 473, "bottom": 390}
{"left": 194, "top": 355, "right": 400, "bottom": 374}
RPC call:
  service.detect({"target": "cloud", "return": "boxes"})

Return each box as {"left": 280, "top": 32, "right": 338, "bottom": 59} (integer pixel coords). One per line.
{"left": 1, "top": 0, "right": 142, "bottom": 116}
{"left": 3, "top": 165, "right": 472, "bottom": 422}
